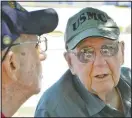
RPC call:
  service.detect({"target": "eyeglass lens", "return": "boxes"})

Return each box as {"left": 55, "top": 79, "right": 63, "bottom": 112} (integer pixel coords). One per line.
{"left": 76, "top": 42, "right": 119, "bottom": 63}
{"left": 37, "top": 37, "right": 47, "bottom": 54}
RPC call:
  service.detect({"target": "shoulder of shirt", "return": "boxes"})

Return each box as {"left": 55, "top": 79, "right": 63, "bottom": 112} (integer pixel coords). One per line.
{"left": 120, "top": 66, "right": 131, "bottom": 86}
{"left": 35, "top": 69, "right": 74, "bottom": 111}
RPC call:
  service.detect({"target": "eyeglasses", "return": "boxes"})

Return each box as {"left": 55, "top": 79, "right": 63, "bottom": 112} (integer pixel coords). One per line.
{"left": 69, "top": 41, "right": 119, "bottom": 63}
{"left": 2, "top": 36, "right": 47, "bottom": 62}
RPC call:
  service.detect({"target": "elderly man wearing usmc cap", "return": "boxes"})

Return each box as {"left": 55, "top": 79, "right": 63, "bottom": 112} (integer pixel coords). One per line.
{"left": 35, "top": 7, "right": 131, "bottom": 117}
{"left": 1, "top": 1, "right": 58, "bottom": 117}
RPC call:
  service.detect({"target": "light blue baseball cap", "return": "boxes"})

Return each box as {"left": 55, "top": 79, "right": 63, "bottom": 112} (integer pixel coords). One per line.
{"left": 64, "top": 7, "right": 120, "bottom": 50}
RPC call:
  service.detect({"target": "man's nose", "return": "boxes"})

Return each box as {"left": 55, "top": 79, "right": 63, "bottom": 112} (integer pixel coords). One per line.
{"left": 93, "top": 51, "right": 107, "bottom": 67}
{"left": 39, "top": 53, "right": 47, "bottom": 61}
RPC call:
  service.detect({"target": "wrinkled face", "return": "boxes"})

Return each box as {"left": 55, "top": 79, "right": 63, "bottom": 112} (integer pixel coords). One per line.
{"left": 16, "top": 34, "right": 46, "bottom": 94}
{"left": 65, "top": 37, "right": 124, "bottom": 95}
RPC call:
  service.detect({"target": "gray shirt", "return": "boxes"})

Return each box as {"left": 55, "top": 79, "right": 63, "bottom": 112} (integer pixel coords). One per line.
{"left": 35, "top": 67, "right": 131, "bottom": 117}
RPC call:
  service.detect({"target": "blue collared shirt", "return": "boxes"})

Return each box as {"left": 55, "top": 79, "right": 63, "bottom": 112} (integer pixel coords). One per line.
{"left": 35, "top": 67, "right": 131, "bottom": 117}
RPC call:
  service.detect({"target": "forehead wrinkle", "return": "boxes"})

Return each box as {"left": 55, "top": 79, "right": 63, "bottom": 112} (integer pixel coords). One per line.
{"left": 76, "top": 37, "right": 114, "bottom": 49}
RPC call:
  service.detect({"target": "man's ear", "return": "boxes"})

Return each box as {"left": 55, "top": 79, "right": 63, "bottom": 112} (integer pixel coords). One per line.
{"left": 64, "top": 52, "right": 75, "bottom": 75}
{"left": 119, "top": 41, "right": 125, "bottom": 65}
{"left": 2, "top": 51, "right": 20, "bottom": 81}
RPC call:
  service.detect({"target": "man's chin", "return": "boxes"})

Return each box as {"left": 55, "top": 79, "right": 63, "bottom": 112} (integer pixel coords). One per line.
{"left": 33, "top": 80, "right": 42, "bottom": 94}
{"left": 92, "top": 86, "right": 114, "bottom": 96}
{"left": 31, "top": 85, "right": 41, "bottom": 94}
{"left": 33, "top": 89, "right": 41, "bottom": 95}
{"left": 91, "top": 83, "right": 114, "bottom": 94}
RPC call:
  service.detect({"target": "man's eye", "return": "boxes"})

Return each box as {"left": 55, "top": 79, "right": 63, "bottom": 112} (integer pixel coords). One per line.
{"left": 84, "top": 52, "right": 93, "bottom": 58}
{"left": 101, "top": 44, "right": 117, "bottom": 56}
{"left": 101, "top": 48, "right": 110, "bottom": 55}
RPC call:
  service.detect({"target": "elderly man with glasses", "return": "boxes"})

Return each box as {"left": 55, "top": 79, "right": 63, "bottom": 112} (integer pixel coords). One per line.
{"left": 35, "top": 7, "right": 131, "bottom": 117}
{"left": 1, "top": 1, "right": 58, "bottom": 117}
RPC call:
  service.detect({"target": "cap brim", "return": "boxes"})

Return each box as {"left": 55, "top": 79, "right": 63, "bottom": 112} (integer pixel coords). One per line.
{"left": 22, "top": 8, "right": 58, "bottom": 35}
{"left": 67, "top": 27, "right": 119, "bottom": 50}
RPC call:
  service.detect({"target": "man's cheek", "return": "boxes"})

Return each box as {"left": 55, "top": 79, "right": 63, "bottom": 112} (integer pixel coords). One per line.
{"left": 82, "top": 64, "right": 93, "bottom": 91}
{"left": 106, "top": 58, "right": 120, "bottom": 85}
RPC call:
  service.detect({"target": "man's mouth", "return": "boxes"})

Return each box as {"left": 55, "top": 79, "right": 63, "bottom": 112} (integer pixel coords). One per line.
{"left": 94, "top": 74, "right": 109, "bottom": 79}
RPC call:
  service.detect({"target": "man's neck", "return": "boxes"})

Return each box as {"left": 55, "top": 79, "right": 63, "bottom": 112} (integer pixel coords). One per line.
{"left": 2, "top": 82, "right": 33, "bottom": 117}
{"left": 97, "top": 87, "right": 122, "bottom": 110}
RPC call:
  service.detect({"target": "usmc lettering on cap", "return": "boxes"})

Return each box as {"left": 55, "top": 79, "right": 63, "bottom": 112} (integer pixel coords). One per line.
{"left": 72, "top": 12, "right": 109, "bottom": 31}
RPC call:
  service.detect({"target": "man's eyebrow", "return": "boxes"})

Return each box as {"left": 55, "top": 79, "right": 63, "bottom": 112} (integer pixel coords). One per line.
{"left": 77, "top": 41, "right": 118, "bottom": 50}
{"left": 77, "top": 40, "right": 91, "bottom": 48}
{"left": 77, "top": 40, "right": 96, "bottom": 49}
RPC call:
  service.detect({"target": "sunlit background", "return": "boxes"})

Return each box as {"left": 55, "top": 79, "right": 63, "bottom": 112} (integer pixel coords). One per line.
{"left": 13, "top": 1, "right": 131, "bottom": 117}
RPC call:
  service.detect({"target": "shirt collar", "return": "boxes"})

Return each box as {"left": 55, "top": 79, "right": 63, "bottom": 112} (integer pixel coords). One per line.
{"left": 72, "top": 74, "right": 131, "bottom": 116}
{"left": 117, "top": 76, "right": 131, "bottom": 116}
{"left": 118, "top": 75, "right": 131, "bottom": 102}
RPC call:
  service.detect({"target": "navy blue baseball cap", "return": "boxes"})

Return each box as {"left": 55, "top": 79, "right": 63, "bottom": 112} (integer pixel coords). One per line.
{"left": 1, "top": 1, "right": 59, "bottom": 50}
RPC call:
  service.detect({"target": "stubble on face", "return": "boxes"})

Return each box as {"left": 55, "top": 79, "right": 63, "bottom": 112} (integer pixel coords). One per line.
{"left": 16, "top": 34, "right": 42, "bottom": 94}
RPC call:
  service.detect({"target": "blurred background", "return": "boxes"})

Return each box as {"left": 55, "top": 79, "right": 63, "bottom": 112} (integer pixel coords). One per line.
{"left": 13, "top": 1, "right": 131, "bottom": 117}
